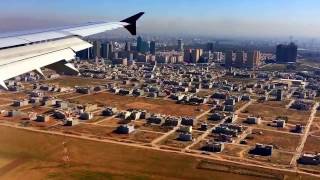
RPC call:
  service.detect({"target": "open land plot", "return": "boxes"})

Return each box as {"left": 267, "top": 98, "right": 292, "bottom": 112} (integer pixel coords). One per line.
{"left": 21, "top": 106, "right": 53, "bottom": 115}
{"left": 313, "top": 112, "right": 320, "bottom": 122}
{"left": 309, "top": 122, "right": 320, "bottom": 133}
{"left": 97, "top": 117, "right": 146, "bottom": 128}
{"left": 302, "top": 135, "right": 320, "bottom": 153}
{"left": 196, "top": 90, "right": 214, "bottom": 98}
{"left": 79, "top": 115, "right": 110, "bottom": 124}
{"left": 1, "top": 126, "right": 304, "bottom": 180}
{"left": 0, "top": 114, "right": 29, "bottom": 123}
{"left": 25, "top": 119, "right": 60, "bottom": 130}
{"left": 243, "top": 129, "right": 301, "bottom": 152}
{"left": 0, "top": 99, "right": 12, "bottom": 106}
{"left": 235, "top": 101, "right": 248, "bottom": 110}
{"left": 221, "top": 144, "right": 250, "bottom": 158}
{"left": 56, "top": 92, "right": 85, "bottom": 99}
{"left": 243, "top": 101, "right": 311, "bottom": 125}
{"left": 97, "top": 117, "right": 129, "bottom": 127}
{"left": 244, "top": 150, "right": 294, "bottom": 166}
{"left": 0, "top": 155, "right": 15, "bottom": 169}
{"left": 40, "top": 76, "right": 110, "bottom": 87}
{"left": 139, "top": 123, "right": 174, "bottom": 133}
{"left": 237, "top": 118, "right": 296, "bottom": 133}
{"left": 310, "top": 130, "right": 320, "bottom": 136}
{"left": 70, "top": 92, "right": 210, "bottom": 117}
{"left": 0, "top": 92, "right": 28, "bottom": 100}
{"left": 218, "top": 76, "right": 258, "bottom": 84}
{"left": 48, "top": 123, "right": 159, "bottom": 144}
{"left": 159, "top": 131, "right": 204, "bottom": 149}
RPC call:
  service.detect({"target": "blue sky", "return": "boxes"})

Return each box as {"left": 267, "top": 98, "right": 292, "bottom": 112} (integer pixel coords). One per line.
{"left": 0, "top": 0, "right": 320, "bottom": 38}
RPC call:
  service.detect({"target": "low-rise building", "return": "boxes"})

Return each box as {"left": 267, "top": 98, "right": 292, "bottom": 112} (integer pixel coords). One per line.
{"left": 181, "top": 117, "right": 196, "bottom": 126}
{"left": 36, "top": 115, "right": 50, "bottom": 122}
{"left": 102, "top": 107, "right": 118, "bottom": 116}
{"left": 164, "top": 117, "right": 180, "bottom": 126}
{"left": 178, "top": 133, "right": 193, "bottom": 141}
{"left": 298, "top": 153, "right": 320, "bottom": 165}
{"left": 202, "top": 141, "right": 224, "bottom": 152}
{"left": 13, "top": 99, "right": 29, "bottom": 107}
{"left": 147, "top": 115, "right": 165, "bottom": 125}
{"left": 245, "top": 116, "right": 261, "bottom": 124}
{"left": 249, "top": 143, "right": 273, "bottom": 156}
{"left": 179, "top": 125, "right": 192, "bottom": 133}
{"left": 80, "top": 112, "right": 93, "bottom": 120}
{"left": 116, "top": 124, "right": 135, "bottom": 134}
{"left": 293, "top": 124, "right": 304, "bottom": 133}
{"left": 274, "top": 119, "right": 286, "bottom": 128}
{"left": 63, "top": 118, "right": 79, "bottom": 126}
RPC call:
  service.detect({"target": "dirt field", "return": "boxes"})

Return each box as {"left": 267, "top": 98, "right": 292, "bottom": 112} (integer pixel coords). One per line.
{"left": 41, "top": 76, "right": 110, "bottom": 87}
{"left": 303, "top": 135, "right": 320, "bottom": 153}
{"left": 139, "top": 123, "right": 173, "bottom": 133}
{"left": 0, "top": 126, "right": 296, "bottom": 180}
{"left": 70, "top": 92, "right": 209, "bottom": 117}
{"left": 244, "top": 129, "right": 301, "bottom": 152}
{"left": 159, "top": 131, "right": 204, "bottom": 149}
{"left": 243, "top": 101, "right": 311, "bottom": 125}
{"left": 0, "top": 92, "right": 28, "bottom": 100}
{"left": 21, "top": 106, "right": 52, "bottom": 115}
{"left": 244, "top": 150, "right": 294, "bottom": 166}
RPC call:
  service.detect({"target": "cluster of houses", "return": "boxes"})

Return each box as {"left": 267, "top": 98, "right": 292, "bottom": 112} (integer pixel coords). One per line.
{"left": 290, "top": 100, "right": 313, "bottom": 111}
{"left": 213, "top": 123, "right": 244, "bottom": 143}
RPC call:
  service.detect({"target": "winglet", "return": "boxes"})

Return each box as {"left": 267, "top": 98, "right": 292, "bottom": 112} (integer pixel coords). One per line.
{"left": 121, "top": 12, "right": 145, "bottom": 35}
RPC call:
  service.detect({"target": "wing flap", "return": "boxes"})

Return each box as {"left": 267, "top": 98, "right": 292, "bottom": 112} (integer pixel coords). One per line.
{"left": 0, "top": 48, "right": 75, "bottom": 83}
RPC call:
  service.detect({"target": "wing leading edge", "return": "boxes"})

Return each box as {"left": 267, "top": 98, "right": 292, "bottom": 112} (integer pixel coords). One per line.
{"left": 0, "top": 12, "right": 145, "bottom": 90}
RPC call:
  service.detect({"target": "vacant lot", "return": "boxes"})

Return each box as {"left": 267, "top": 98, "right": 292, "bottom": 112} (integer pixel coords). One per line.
{"left": 0, "top": 92, "right": 28, "bottom": 100}
{"left": 41, "top": 76, "right": 110, "bottom": 87}
{"left": 71, "top": 92, "right": 209, "bottom": 117}
{"left": 243, "top": 101, "right": 310, "bottom": 125}
{"left": 0, "top": 126, "right": 286, "bottom": 180}
{"left": 21, "top": 106, "right": 52, "bottom": 115}
{"left": 244, "top": 129, "right": 301, "bottom": 152}
{"left": 160, "top": 131, "right": 203, "bottom": 149}
{"left": 303, "top": 135, "right": 320, "bottom": 153}
{"left": 244, "top": 150, "right": 294, "bottom": 166}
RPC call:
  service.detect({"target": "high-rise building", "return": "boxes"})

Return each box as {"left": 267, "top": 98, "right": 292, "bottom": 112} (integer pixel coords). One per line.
{"left": 225, "top": 51, "right": 234, "bottom": 67}
{"left": 150, "top": 41, "right": 156, "bottom": 55}
{"left": 137, "top": 36, "right": 143, "bottom": 52}
{"left": 125, "top": 41, "right": 131, "bottom": 51}
{"left": 184, "top": 49, "right": 192, "bottom": 63}
{"left": 213, "top": 52, "right": 223, "bottom": 62}
{"left": 247, "top": 50, "right": 261, "bottom": 69}
{"left": 101, "top": 43, "right": 110, "bottom": 59}
{"left": 206, "top": 42, "right": 214, "bottom": 52}
{"left": 178, "top": 39, "right": 184, "bottom": 52}
{"left": 92, "top": 41, "right": 101, "bottom": 58}
{"left": 109, "top": 42, "right": 114, "bottom": 59}
{"left": 235, "top": 51, "right": 245, "bottom": 68}
{"left": 190, "top": 49, "right": 202, "bottom": 63}
{"left": 276, "top": 43, "right": 298, "bottom": 63}
{"left": 136, "top": 36, "right": 150, "bottom": 53}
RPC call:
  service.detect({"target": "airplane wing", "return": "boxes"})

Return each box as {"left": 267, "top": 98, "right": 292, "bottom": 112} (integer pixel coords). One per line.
{"left": 0, "top": 12, "right": 144, "bottom": 90}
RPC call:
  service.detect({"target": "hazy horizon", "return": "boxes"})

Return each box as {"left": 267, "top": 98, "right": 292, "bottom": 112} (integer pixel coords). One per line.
{"left": 1, "top": 0, "right": 320, "bottom": 40}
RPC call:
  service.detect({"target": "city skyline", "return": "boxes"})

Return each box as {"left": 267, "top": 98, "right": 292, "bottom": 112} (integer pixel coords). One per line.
{"left": 0, "top": 0, "right": 320, "bottom": 39}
